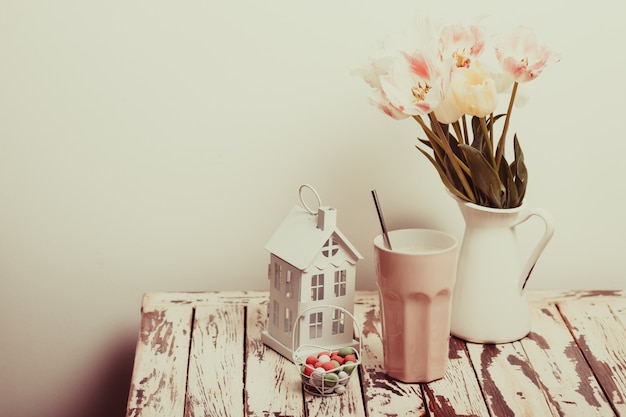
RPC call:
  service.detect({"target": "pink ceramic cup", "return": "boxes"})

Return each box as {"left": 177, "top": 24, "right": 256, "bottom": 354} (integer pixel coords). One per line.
{"left": 374, "top": 228, "right": 458, "bottom": 383}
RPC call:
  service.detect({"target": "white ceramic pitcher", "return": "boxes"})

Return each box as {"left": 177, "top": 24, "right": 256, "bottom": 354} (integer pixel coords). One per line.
{"left": 450, "top": 198, "right": 555, "bottom": 343}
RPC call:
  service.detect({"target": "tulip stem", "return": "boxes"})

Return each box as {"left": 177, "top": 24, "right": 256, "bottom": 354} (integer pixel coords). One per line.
{"left": 461, "top": 115, "right": 469, "bottom": 145}
{"left": 427, "top": 113, "right": 476, "bottom": 202}
{"left": 496, "top": 81, "right": 519, "bottom": 169}
{"left": 413, "top": 115, "right": 447, "bottom": 157}
{"left": 479, "top": 117, "right": 496, "bottom": 168}
{"left": 452, "top": 122, "right": 464, "bottom": 147}
{"left": 489, "top": 112, "right": 494, "bottom": 145}
{"left": 413, "top": 115, "right": 469, "bottom": 175}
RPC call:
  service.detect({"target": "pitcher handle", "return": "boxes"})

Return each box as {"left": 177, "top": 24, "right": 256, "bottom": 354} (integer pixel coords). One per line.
{"left": 515, "top": 208, "right": 555, "bottom": 291}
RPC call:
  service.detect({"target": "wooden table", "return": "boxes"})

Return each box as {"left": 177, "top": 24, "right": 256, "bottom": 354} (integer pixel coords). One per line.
{"left": 126, "top": 290, "right": 626, "bottom": 417}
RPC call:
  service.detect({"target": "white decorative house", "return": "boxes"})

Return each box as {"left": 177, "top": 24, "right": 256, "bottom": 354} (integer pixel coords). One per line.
{"left": 261, "top": 186, "right": 363, "bottom": 361}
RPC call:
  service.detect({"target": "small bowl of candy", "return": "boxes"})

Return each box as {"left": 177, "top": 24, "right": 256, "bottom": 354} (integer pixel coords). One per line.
{"left": 294, "top": 346, "right": 360, "bottom": 396}
{"left": 292, "top": 305, "right": 361, "bottom": 396}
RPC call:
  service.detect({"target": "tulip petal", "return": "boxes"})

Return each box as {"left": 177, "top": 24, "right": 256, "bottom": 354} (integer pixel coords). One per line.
{"left": 492, "top": 26, "right": 559, "bottom": 83}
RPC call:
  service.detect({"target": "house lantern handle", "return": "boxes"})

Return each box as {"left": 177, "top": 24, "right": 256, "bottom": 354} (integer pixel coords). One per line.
{"left": 299, "top": 184, "right": 323, "bottom": 215}
{"left": 291, "top": 305, "right": 362, "bottom": 363}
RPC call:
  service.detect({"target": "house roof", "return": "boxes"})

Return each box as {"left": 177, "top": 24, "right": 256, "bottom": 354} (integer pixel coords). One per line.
{"left": 265, "top": 205, "right": 363, "bottom": 271}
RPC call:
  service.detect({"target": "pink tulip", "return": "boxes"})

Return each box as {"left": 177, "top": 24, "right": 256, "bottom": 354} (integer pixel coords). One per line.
{"left": 438, "top": 24, "right": 486, "bottom": 68}
{"left": 379, "top": 51, "right": 451, "bottom": 117}
{"left": 493, "top": 26, "right": 558, "bottom": 83}
{"left": 354, "top": 55, "right": 410, "bottom": 120}
{"left": 432, "top": 23, "right": 489, "bottom": 123}
{"left": 370, "top": 89, "right": 410, "bottom": 120}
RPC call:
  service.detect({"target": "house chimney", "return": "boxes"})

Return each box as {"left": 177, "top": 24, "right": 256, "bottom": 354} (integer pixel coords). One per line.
{"left": 317, "top": 206, "right": 336, "bottom": 231}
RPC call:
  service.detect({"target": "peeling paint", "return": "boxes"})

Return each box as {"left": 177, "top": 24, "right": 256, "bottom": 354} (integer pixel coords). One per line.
{"left": 171, "top": 299, "right": 193, "bottom": 304}
{"left": 479, "top": 345, "right": 516, "bottom": 417}
{"left": 141, "top": 310, "right": 174, "bottom": 355}
{"left": 362, "top": 308, "right": 380, "bottom": 338}
{"left": 540, "top": 307, "right": 555, "bottom": 319}
{"left": 576, "top": 334, "right": 622, "bottom": 408}
{"left": 207, "top": 314, "right": 219, "bottom": 348}
{"left": 425, "top": 388, "right": 479, "bottom": 417}
{"left": 507, "top": 354, "right": 541, "bottom": 390}
{"left": 528, "top": 331, "right": 550, "bottom": 350}
{"left": 128, "top": 291, "right": 626, "bottom": 416}
{"left": 581, "top": 290, "right": 622, "bottom": 298}
{"left": 448, "top": 336, "right": 465, "bottom": 360}
{"left": 368, "top": 371, "right": 407, "bottom": 398}
{"left": 563, "top": 340, "right": 604, "bottom": 408}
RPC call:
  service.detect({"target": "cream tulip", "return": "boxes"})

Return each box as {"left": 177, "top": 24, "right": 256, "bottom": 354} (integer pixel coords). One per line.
{"left": 450, "top": 67, "right": 498, "bottom": 117}
{"left": 434, "top": 87, "right": 463, "bottom": 123}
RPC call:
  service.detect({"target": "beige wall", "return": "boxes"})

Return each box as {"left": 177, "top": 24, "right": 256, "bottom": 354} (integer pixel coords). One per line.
{"left": 1, "top": 1, "right": 624, "bottom": 416}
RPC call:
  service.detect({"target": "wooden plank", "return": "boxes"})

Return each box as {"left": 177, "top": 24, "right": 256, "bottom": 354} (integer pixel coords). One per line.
{"left": 184, "top": 305, "right": 245, "bottom": 417}
{"left": 528, "top": 290, "right": 626, "bottom": 303}
{"left": 353, "top": 297, "right": 428, "bottom": 416}
{"left": 466, "top": 341, "right": 553, "bottom": 417}
{"left": 606, "top": 298, "right": 626, "bottom": 328}
{"left": 139, "top": 289, "right": 626, "bottom": 309}
{"left": 354, "top": 291, "right": 378, "bottom": 305}
{"left": 142, "top": 291, "right": 269, "bottom": 308}
{"left": 244, "top": 301, "right": 305, "bottom": 416}
{"left": 558, "top": 300, "right": 626, "bottom": 415}
{"left": 126, "top": 305, "right": 194, "bottom": 417}
{"left": 520, "top": 302, "right": 614, "bottom": 416}
{"left": 138, "top": 289, "right": 626, "bottom": 310}
{"left": 424, "top": 336, "right": 491, "bottom": 417}
{"left": 126, "top": 290, "right": 626, "bottom": 417}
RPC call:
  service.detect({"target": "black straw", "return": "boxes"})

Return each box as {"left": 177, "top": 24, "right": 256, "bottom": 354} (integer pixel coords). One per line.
{"left": 371, "top": 190, "right": 392, "bottom": 250}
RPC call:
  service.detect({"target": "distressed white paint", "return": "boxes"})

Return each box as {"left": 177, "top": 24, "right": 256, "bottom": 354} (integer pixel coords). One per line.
{"left": 353, "top": 298, "right": 427, "bottom": 416}
{"left": 559, "top": 300, "right": 626, "bottom": 414}
{"left": 245, "top": 301, "right": 304, "bottom": 416}
{"left": 185, "top": 305, "right": 245, "bottom": 417}
{"left": 425, "top": 336, "right": 491, "bottom": 416}
{"left": 126, "top": 290, "right": 626, "bottom": 416}
{"left": 522, "top": 303, "right": 613, "bottom": 416}
{"left": 126, "top": 305, "right": 193, "bottom": 417}
{"left": 466, "top": 341, "right": 554, "bottom": 417}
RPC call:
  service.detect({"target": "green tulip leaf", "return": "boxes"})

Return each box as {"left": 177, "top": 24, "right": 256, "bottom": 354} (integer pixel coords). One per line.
{"left": 459, "top": 143, "right": 505, "bottom": 207}
{"left": 512, "top": 134, "right": 527, "bottom": 205}
{"left": 418, "top": 136, "right": 432, "bottom": 148}
{"left": 498, "top": 155, "right": 519, "bottom": 208}
{"left": 470, "top": 117, "right": 486, "bottom": 153}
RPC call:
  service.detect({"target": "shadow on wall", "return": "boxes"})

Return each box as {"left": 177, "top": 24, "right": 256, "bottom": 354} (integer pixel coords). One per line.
{"left": 57, "top": 334, "right": 137, "bottom": 417}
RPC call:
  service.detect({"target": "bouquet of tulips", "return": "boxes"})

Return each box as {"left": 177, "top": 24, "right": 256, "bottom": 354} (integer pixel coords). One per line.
{"left": 357, "top": 18, "right": 558, "bottom": 208}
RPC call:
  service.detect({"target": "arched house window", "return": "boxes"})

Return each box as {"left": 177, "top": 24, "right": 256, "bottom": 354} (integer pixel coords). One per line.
{"left": 322, "top": 236, "right": 339, "bottom": 258}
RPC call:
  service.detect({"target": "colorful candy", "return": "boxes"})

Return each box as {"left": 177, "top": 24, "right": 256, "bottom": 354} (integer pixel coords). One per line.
{"left": 297, "top": 346, "right": 359, "bottom": 395}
